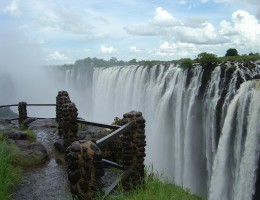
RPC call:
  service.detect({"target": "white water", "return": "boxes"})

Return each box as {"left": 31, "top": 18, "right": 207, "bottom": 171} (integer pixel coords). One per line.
{"left": 61, "top": 62, "right": 260, "bottom": 198}
{"left": 209, "top": 80, "right": 260, "bottom": 200}
{"left": 202, "top": 66, "right": 222, "bottom": 189}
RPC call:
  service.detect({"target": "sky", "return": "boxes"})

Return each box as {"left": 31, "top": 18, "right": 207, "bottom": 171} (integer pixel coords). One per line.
{"left": 0, "top": 0, "right": 260, "bottom": 65}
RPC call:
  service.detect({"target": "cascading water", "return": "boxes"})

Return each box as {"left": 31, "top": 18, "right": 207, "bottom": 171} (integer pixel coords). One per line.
{"left": 202, "top": 66, "right": 223, "bottom": 188}
{"left": 209, "top": 80, "right": 260, "bottom": 200}
{"left": 57, "top": 60, "right": 260, "bottom": 198}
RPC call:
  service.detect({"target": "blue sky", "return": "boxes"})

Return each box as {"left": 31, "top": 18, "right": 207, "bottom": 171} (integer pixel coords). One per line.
{"left": 0, "top": 0, "right": 260, "bottom": 65}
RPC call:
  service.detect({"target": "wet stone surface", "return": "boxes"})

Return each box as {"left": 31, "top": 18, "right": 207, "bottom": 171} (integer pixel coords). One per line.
{"left": 12, "top": 119, "right": 72, "bottom": 200}
{"left": 10, "top": 119, "right": 120, "bottom": 200}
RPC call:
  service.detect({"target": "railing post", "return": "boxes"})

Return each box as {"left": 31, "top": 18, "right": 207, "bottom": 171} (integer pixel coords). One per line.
{"left": 65, "top": 140, "right": 104, "bottom": 200}
{"left": 56, "top": 91, "right": 71, "bottom": 136}
{"left": 18, "top": 102, "right": 27, "bottom": 128}
{"left": 62, "top": 102, "right": 78, "bottom": 143}
{"left": 121, "top": 111, "right": 146, "bottom": 190}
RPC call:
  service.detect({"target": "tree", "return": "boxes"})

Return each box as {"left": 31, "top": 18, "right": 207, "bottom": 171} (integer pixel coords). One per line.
{"left": 249, "top": 52, "right": 259, "bottom": 56}
{"left": 225, "top": 48, "right": 238, "bottom": 56}
{"left": 129, "top": 59, "right": 137, "bottom": 64}
{"left": 196, "top": 52, "right": 220, "bottom": 66}
{"left": 179, "top": 58, "right": 193, "bottom": 70}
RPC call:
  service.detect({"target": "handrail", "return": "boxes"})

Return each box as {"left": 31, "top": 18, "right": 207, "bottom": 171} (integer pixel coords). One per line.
{"left": 0, "top": 104, "right": 19, "bottom": 108}
{"left": 0, "top": 118, "right": 19, "bottom": 121}
{"left": 27, "top": 104, "right": 56, "bottom": 106}
{"left": 104, "top": 165, "right": 134, "bottom": 197}
{"left": 96, "top": 121, "right": 134, "bottom": 148}
{"left": 102, "top": 159, "right": 125, "bottom": 170}
{"left": 0, "top": 103, "right": 56, "bottom": 108}
{"left": 77, "top": 119, "right": 121, "bottom": 130}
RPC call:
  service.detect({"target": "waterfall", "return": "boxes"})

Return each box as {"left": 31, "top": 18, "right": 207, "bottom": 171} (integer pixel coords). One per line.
{"left": 209, "top": 80, "right": 260, "bottom": 200}
{"left": 202, "top": 66, "right": 222, "bottom": 188}
{"left": 59, "top": 61, "right": 260, "bottom": 198}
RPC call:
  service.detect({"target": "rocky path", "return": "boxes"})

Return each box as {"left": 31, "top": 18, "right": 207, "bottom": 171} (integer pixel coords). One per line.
{"left": 7, "top": 118, "right": 120, "bottom": 200}
{"left": 12, "top": 119, "right": 72, "bottom": 200}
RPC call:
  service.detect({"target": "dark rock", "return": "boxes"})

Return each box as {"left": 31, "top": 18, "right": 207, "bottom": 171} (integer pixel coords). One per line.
{"left": 76, "top": 131, "right": 87, "bottom": 140}
{"left": 253, "top": 74, "right": 260, "bottom": 79}
{"left": 71, "top": 143, "right": 81, "bottom": 152}
{"left": 23, "top": 118, "right": 37, "bottom": 127}
{"left": 54, "top": 139, "right": 66, "bottom": 153}
{"left": 68, "top": 169, "right": 81, "bottom": 184}
{"left": 3, "top": 130, "right": 27, "bottom": 140}
{"left": 13, "top": 140, "right": 49, "bottom": 166}
{"left": 70, "top": 184, "right": 79, "bottom": 195}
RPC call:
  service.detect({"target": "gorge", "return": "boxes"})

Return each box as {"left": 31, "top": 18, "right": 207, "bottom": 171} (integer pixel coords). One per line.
{"left": 50, "top": 60, "right": 260, "bottom": 200}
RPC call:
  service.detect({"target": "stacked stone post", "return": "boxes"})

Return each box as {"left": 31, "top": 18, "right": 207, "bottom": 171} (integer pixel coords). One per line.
{"left": 121, "top": 111, "right": 146, "bottom": 190}
{"left": 18, "top": 102, "right": 27, "bottom": 128}
{"left": 62, "top": 102, "right": 78, "bottom": 144}
{"left": 65, "top": 140, "right": 104, "bottom": 200}
{"left": 56, "top": 91, "right": 71, "bottom": 136}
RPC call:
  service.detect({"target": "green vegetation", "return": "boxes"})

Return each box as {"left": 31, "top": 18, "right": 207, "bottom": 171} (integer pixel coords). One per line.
{"left": 100, "top": 171, "right": 204, "bottom": 200}
{"left": 0, "top": 133, "right": 22, "bottom": 200}
{"left": 225, "top": 48, "right": 239, "bottom": 57}
{"left": 25, "top": 130, "right": 37, "bottom": 142}
{"left": 219, "top": 54, "right": 260, "bottom": 62}
{"left": 57, "top": 49, "right": 260, "bottom": 73}
{"left": 195, "top": 52, "right": 220, "bottom": 67}
{"left": 179, "top": 58, "right": 193, "bottom": 70}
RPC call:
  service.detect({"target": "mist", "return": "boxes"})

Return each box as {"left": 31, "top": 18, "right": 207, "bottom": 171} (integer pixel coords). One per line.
{"left": 0, "top": 29, "right": 62, "bottom": 117}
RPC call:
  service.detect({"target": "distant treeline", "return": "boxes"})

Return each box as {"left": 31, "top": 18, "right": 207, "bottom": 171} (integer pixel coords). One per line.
{"left": 58, "top": 49, "right": 260, "bottom": 70}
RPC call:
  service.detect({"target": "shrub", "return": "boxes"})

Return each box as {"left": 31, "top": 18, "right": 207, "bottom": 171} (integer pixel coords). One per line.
{"left": 196, "top": 52, "right": 220, "bottom": 67}
{"left": 225, "top": 48, "right": 238, "bottom": 56}
{"left": 179, "top": 58, "right": 193, "bottom": 70}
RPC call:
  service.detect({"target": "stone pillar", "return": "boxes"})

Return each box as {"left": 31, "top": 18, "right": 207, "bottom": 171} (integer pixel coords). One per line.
{"left": 65, "top": 140, "right": 104, "bottom": 200}
{"left": 121, "top": 111, "right": 146, "bottom": 190}
{"left": 18, "top": 102, "right": 27, "bottom": 128}
{"left": 56, "top": 91, "right": 71, "bottom": 136}
{"left": 62, "top": 102, "right": 78, "bottom": 143}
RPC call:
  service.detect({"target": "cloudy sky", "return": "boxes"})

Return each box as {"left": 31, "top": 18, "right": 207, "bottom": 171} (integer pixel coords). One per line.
{"left": 1, "top": 0, "right": 260, "bottom": 64}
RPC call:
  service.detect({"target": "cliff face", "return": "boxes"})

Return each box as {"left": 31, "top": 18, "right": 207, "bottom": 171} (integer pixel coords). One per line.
{"left": 54, "top": 59, "right": 260, "bottom": 199}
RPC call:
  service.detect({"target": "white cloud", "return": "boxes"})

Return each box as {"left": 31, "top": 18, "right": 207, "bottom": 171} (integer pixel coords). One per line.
{"left": 231, "top": 10, "right": 260, "bottom": 49}
{"left": 125, "top": 6, "right": 260, "bottom": 52}
{"left": 152, "top": 41, "right": 201, "bottom": 58}
{"left": 124, "top": 23, "right": 159, "bottom": 36}
{"left": 35, "top": 8, "right": 93, "bottom": 35}
{"left": 179, "top": 0, "right": 188, "bottom": 5}
{"left": 129, "top": 46, "right": 142, "bottom": 53}
{"left": 154, "top": 7, "right": 180, "bottom": 27}
{"left": 125, "top": 7, "right": 182, "bottom": 35}
{"left": 46, "top": 51, "right": 68, "bottom": 61}
{"left": 100, "top": 46, "right": 117, "bottom": 54}
{"left": 83, "top": 34, "right": 109, "bottom": 41}
{"left": 213, "top": 0, "right": 231, "bottom": 3}
{"left": 240, "top": 0, "right": 259, "bottom": 5}
{"left": 219, "top": 20, "right": 238, "bottom": 36}
{"left": 3, "top": 0, "right": 21, "bottom": 17}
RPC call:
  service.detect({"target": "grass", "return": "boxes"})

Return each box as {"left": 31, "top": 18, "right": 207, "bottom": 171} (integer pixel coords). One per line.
{"left": 0, "top": 133, "right": 22, "bottom": 200}
{"left": 103, "top": 173, "right": 204, "bottom": 200}
{"left": 59, "top": 168, "right": 205, "bottom": 200}
{"left": 25, "top": 130, "right": 37, "bottom": 142}
{"left": 11, "top": 144, "right": 44, "bottom": 168}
